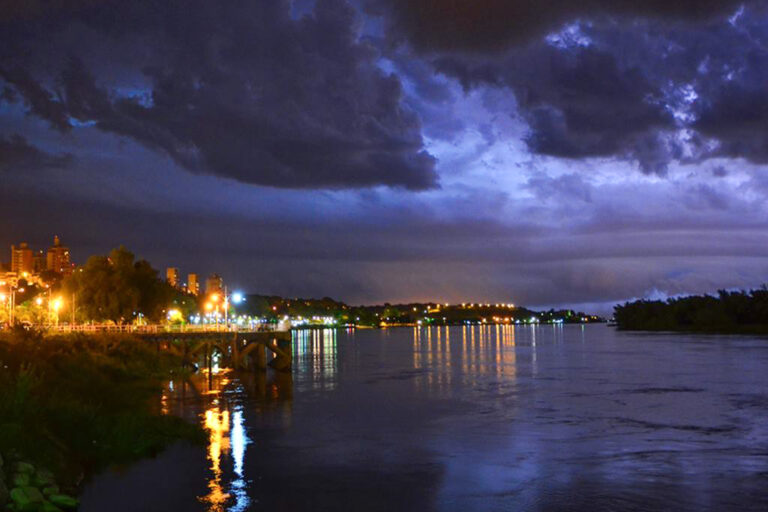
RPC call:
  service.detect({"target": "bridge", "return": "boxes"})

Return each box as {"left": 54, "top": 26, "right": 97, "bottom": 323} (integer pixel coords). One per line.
{"left": 48, "top": 324, "right": 293, "bottom": 373}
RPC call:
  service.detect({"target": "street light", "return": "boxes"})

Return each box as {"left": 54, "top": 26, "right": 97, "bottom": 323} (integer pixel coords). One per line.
{"left": 2, "top": 282, "right": 22, "bottom": 325}
{"left": 51, "top": 298, "right": 62, "bottom": 327}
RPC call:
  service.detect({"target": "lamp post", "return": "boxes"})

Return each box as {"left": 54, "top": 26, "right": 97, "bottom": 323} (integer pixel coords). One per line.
{"left": 204, "top": 301, "right": 214, "bottom": 330}
{"left": 1, "top": 281, "right": 23, "bottom": 326}
{"left": 0, "top": 291, "right": 6, "bottom": 326}
{"left": 224, "top": 286, "right": 229, "bottom": 329}
{"left": 51, "top": 298, "right": 62, "bottom": 327}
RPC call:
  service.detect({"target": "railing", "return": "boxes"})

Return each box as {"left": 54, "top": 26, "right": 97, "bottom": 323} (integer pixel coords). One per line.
{"left": 46, "top": 323, "right": 287, "bottom": 334}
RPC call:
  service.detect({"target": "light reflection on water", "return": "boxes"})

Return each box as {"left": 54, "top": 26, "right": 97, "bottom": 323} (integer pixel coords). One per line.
{"left": 201, "top": 406, "right": 230, "bottom": 510}
{"left": 80, "top": 326, "right": 768, "bottom": 512}
{"left": 197, "top": 369, "right": 293, "bottom": 512}
{"left": 294, "top": 328, "right": 338, "bottom": 390}
{"left": 414, "top": 325, "right": 521, "bottom": 395}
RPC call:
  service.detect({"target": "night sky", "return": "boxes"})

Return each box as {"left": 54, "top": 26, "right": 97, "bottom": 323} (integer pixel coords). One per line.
{"left": 2, "top": 0, "right": 768, "bottom": 312}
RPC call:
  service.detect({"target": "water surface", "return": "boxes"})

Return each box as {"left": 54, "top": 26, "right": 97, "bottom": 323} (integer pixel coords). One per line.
{"left": 80, "top": 325, "right": 768, "bottom": 511}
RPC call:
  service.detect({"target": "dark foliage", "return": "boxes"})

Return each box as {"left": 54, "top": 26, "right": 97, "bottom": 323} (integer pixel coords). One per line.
{"left": 60, "top": 246, "right": 176, "bottom": 324}
{"left": 0, "top": 329, "right": 203, "bottom": 490}
{"left": 614, "top": 287, "right": 768, "bottom": 333}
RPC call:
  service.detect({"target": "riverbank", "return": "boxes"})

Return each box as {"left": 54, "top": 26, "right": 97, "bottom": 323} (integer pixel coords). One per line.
{"left": 613, "top": 288, "right": 768, "bottom": 334}
{"left": 0, "top": 327, "right": 205, "bottom": 511}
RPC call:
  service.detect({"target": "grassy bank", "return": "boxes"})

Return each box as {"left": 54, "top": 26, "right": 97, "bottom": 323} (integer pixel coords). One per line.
{"left": 0, "top": 327, "right": 205, "bottom": 510}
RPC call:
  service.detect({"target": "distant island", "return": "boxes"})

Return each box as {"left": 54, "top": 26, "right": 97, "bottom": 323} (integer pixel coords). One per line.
{"left": 614, "top": 287, "right": 768, "bottom": 334}
{"left": 236, "top": 295, "right": 605, "bottom": 328}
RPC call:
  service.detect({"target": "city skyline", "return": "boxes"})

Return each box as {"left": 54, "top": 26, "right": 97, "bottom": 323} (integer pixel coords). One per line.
{"left": 3, "top": 1, "right": 768, "bottom": 314}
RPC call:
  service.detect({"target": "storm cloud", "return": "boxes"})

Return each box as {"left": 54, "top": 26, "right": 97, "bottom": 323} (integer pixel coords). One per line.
{"left": 372, "top": 0, "right": 748, "bottom": 53}
{"left": 0, "top": 0, "right": 437, "bottom": 189}
{"left": 389, "top": 3, "right": 768, "bottom": 176}
{"left": 3, "top": 0, "right": 768, "bottom": 309}
{"left": 0, "top": 134, "right": 73, "bottom": 173}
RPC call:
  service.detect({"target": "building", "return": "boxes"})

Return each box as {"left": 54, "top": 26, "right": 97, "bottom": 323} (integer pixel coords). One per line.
{"left": 33, "top": 250, "right": 46, "bottom": 273}
{"left": 187, "top": 273, "right": 199, "bottom": 295}
{"left": 205, "top": 273, "right": 224, "bottom": 295}
{"left": 46, "top": 236, "right": 71, "bottom": 274}
{"left": 166, "top": 267, "right": 179, "bottom": 288}
{"left": 11, "top": 242, "right": 34, "bottom": 275}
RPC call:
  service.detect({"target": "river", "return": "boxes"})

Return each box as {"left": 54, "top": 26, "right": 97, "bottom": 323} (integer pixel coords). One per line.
{"left": 80, "top": 325, "right": 768, "bottom": 511}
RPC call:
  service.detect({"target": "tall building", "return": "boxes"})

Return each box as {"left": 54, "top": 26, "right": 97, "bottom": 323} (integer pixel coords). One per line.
{"left": 11, "top": 242, "right": 34, "bottom": 275}
{"left": 33, "top": 250, "right": 46, "bottom": 273}
{"left": 205, "top": 273, "right": 224, "bottom": 295}
{"left": 46, "top": 236, "right": 71, "bottom": 274}
{"left": 187, "top": 273, "right": 199, "bottom": 295}
{"left": 166, "top": 267, "right": 179, "bottom": 288}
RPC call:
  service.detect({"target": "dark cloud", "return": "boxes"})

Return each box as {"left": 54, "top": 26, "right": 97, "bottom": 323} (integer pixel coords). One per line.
{"left": 0, "top": 134, "right": 73, "bottom": 172}
{"left": 393, "top": 4, "right": 768, "bottom": 175}
{"left": 694, "top": 84, "right": 768, "bottom": 163}
{"left": 371, "top": 0, "right": 746, "bottom": 53}
{"left": 0, "top": 66, "right": 71, "bottom": 132}
{"left": 434, "top": 45, "right": 675, "bottom": 174}
{"left": 0, "top": 0, "right": 437, "bottom": 190}
{"left": 2, "top": 179, "right": 767, "bottom": 307}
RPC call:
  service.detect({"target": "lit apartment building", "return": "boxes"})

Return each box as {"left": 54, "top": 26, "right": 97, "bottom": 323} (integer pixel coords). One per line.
{"left": 187, "top": 273, "right": 200, "bottom": 295}
{"left": 166, "top": 267, "right": 179, "bottom": 288}
{"left": 11, "top": 242, "right": 34, "bottom": 275}
{"left": 205, "top": 273, "right": 224, "bottom": 295}
{"left": 46, "top": 236, "right": 71, "bottom": 274}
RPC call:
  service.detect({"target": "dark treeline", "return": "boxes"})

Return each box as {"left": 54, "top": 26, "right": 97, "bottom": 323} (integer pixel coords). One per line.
{"left": 614, "top": 287, "right": 768, "bottom": 333}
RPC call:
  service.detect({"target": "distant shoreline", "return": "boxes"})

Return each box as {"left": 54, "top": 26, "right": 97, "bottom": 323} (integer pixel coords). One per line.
{"left": 613, "top": 287, "right": 768, "bottom": 336}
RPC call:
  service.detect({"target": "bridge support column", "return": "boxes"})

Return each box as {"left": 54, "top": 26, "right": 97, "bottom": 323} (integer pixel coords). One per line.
{"left": 231, "top": 335, "right": 241, "bottom": 369}
{"left": 254, "top": 343, "right": 267, "bottom": 370}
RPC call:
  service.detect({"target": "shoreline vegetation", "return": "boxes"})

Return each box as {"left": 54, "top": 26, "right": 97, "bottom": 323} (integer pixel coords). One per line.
{"left": 614, "top": 287, "right": 768, "bottom": 334}
{"left": 0, "top": 327, "right": 205, "bottom": 511}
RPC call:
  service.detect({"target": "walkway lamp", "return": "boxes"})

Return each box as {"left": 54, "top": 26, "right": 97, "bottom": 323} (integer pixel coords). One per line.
{"left": 52, "top": 298, "right": 62, "bottom": 327}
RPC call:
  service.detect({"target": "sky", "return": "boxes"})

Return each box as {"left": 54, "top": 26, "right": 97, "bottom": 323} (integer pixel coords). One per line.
{"left": 2, "top": 0, "right": 768, "bottom": 312}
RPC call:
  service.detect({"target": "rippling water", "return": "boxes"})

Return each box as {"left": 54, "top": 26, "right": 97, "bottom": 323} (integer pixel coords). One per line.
{"left": 80, "top": 325, "right": 768, "bottom": 511}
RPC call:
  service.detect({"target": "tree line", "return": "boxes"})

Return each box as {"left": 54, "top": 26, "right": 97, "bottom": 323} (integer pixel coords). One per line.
{"left": 60, "top": 246, "right": 184, "bottom": 324}
{"left": 614, "top": 287, "right": 768, "bottom": 333}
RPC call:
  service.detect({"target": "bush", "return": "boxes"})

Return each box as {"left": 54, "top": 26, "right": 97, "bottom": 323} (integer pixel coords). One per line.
{"left": 0, "top": 330, "right": 204, "bottom": 492}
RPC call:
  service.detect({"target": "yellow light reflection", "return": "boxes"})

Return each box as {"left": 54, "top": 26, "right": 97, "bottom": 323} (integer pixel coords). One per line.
{"left": 200, "top": 407, "right": 231, "bottom": 511}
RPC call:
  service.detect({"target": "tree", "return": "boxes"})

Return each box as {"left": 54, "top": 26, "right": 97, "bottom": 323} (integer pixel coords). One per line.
{"left": 61, "top": 246, "right": 175, "bottom": 324}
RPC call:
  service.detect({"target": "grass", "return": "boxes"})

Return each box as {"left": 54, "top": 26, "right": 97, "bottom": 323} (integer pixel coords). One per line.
{"left": 0, "top": 327, "right": 205, "bottom": 493}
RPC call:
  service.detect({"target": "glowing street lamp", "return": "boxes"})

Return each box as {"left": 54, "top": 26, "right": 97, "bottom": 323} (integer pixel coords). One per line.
{"left": 167, "top": 309, "right": 182, "bottom": 324}
{"left": 51, "top": 297, "right": 63, "bottom": 326}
